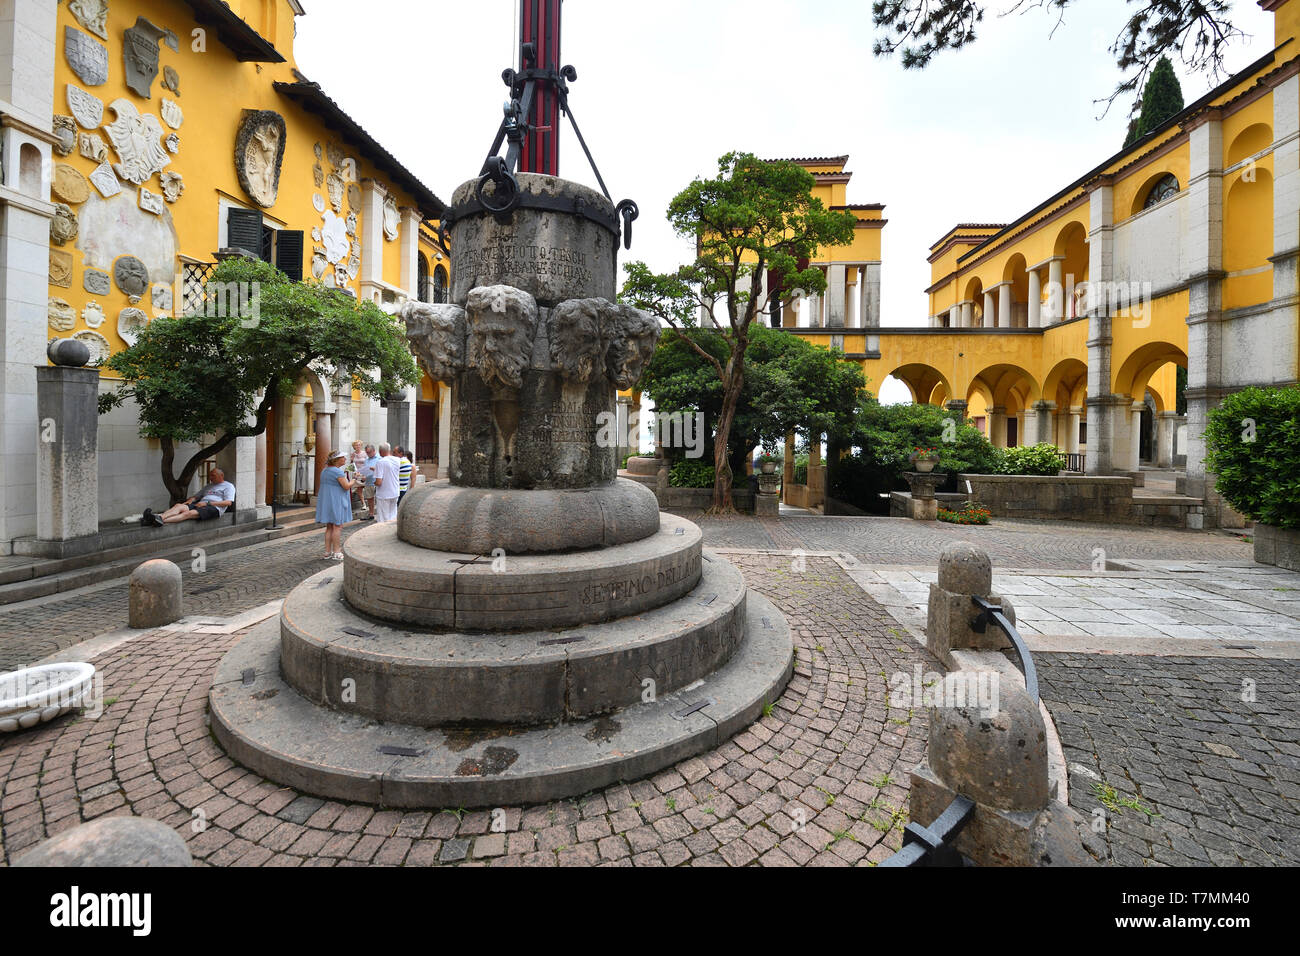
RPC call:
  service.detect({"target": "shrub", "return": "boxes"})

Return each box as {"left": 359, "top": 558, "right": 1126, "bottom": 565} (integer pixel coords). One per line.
{"left": 792, "top": 453, "right": 809, "bottom": 485}
{"left": 995, "top": 443, "right": 1066, "bottom": 476}
{"left": 938, "top": 502, "right": 991, "bottom": 525}
{"left": 1205, "top": 385, "right": 1300, "bottom": 529}
{"left": 669, "top": 459, "right": 716, "bottom": 488}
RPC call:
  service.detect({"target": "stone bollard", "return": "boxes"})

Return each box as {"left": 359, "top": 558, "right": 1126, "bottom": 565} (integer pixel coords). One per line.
{"left": 925, "top": 542, "right": 1016, "bottom": 664}
{"left": 129, "top": 559, "right": 183, "bottom": 628}
{"left": 12, "top": 816, "right": 192, "bottom": 866}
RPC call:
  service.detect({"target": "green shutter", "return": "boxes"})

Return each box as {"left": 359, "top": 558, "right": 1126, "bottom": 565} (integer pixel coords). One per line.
{"left": 275, "top": 230, "right": 304, "bottom": 281}
{"left": 227, "top": 208, "right": 263, "bottom": 258}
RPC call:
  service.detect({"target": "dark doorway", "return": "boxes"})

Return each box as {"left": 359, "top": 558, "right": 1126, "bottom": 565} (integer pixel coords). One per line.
{"left": 1006, "top": 417, "right": 1018, "bottom": 448}
{"left": 416, "top": 400, "right": 438, "bottom": 464}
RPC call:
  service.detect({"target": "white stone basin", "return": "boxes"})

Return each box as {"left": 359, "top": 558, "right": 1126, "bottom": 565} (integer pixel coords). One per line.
{"left": 0, "top": 662, "right": 96, "bottom": 732}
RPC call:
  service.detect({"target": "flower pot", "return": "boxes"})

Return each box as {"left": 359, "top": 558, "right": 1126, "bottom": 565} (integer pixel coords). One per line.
{"left": 914, "top": 457, "right": 939, "bottom": 474}
{"left": 760, "top": 461, "right": 777, "bottom": 475}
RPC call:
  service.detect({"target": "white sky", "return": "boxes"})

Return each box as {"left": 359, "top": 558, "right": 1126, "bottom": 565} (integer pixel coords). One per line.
{"left": 296, "top": 0, "right": 1275, "bottom": 405}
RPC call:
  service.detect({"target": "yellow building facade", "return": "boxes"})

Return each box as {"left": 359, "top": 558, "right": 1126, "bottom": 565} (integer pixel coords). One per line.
{"left": 0, "top": 0, "right": 454, "bottom": 549}
{"left": 782, "top": 1, "right": 1300, "bottom": 527}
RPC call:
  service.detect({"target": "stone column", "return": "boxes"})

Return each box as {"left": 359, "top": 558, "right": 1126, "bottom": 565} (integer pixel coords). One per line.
{"left": 826, "top": 263, "right": 846, "bottom": 328}
{"left": 1027, "top": 400, "right": 1054, "bottom": 448}
{"left": 1155, "top": 411, "right": 1178, "bottom": 468}
{"left": 960, "top": 300, "right": 973, "bottom": 328}
{"left": 945, "top": 399, "right": 968, "bottom": 421}
{"left": 313, "top": 413, "right": 331, "bottom": 495}
{"left": 36, "top": 363, "right": 98, "bottom": 541}
{"left": 1083, "top": 179, "right": 1121, "bottom": 475}
{"left": 1028, "top": 270, "right": 1042, "bottom": 328}
{"left": 988, "top": 406, "right": 1007, "bottom": 448}
{"left": 861, "top": 263, "right": 881, "bottom": 330}
{"left": 437, "top": 383, "right": 453, "bottom": 478}
{"left": 1181, "top": 111, "right": 1226, "bottom": 518}
{"left": 386, "top": 393, "right": 411, "bottom": 452}
{"left": 1067, "top": 407, "right": 1082, "bottom": 454}
{"left": 359, "top": 179, "right": 388, "bottom": 294}
{"left": 398, "top": 206, "right": 422, "bottom": 299}
{"left": 845, "top": 266, "right": 860, "bottom": 327}
{"left": 980, "top": 291, "right": 994, "bottom": 328}
{"left": 997, "top": 282, "right": 1013, "bottom": 328}
{"left": 782, "top": 431, "right": 796, "bottom": 504}
{"left": 1046, "top": 257, "right": 1065, "bottom": 323}
{"left": 255, "top": 430, "right": 267, "bottom": 508}
{"left": 948, "top": 305, "right": 960, "bottom": 329}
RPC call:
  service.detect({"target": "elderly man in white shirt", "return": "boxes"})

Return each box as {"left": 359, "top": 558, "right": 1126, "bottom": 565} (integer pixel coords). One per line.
{"left": 372, "top": 443, "right": 402, "bottom": 523}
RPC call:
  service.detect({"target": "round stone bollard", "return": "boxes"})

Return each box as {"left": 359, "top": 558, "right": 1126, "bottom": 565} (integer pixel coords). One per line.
{"left": 927, "top": 681, "right": 1050, "bottom": 813}
{"left": 937, "top": 541, "right": 992, "bottom": 597}
{"left": 129, "top": 559, "right": 183, "bottom": 629}
{"left": 12, "top": 816, "right": 192, "bottom": 866}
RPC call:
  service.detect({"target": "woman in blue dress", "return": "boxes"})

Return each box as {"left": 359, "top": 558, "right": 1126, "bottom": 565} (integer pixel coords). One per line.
{"left": 316, "top": 451, "right": 356, "bottom": 560}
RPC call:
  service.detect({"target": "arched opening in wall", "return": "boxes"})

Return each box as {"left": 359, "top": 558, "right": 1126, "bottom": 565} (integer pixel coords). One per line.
{"left": 969, "top": 363, "right": 1041, "bottom": 448}
{"left": 884, "top": 364, "right": 952, "bottom": 407}
{"left": 1002, "top": 254, "right": 1029, "bottom": 327}
{"left": 1224, "top": 168, "right": 1274, "bottom": 307}
{"left": 1140, "top": 391, "right": 1157, "bottom": 462}
{"left": 417, "top": 253, "right": 430, "bottom": 303}
{"left": 18, "top": 142, "right": 42, "bottom": 197}
{"left": 1052, "top": 221, "right": 1089, "bottom": 318}
{"left": 1227, "top": 123, "right": 1273, "bottom": 169}
{"left": 433, "top": 264, "right": 449, "bottom": 304}
{"left": 1042, "top": 357, "right": 1089, "bottom": 450}
{"left": 1131, "top": 171, "right": 1180, "bottom": 217}
{"left": 415, "top": 369, "right": 440, "bottom": 465}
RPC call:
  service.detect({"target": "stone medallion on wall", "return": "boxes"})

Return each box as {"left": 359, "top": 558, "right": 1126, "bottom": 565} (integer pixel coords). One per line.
{"left": 53, "top": 164, "right": 91, "bottom": 205}
{"left": 162, "top": 66, "right": 180, "bottom": 96}
{"left": 160, "top": 171, "right": 184, "bottom": 203}
{"left": 53, "top": 116, "right": 77, "bottom": 156}
{"left": 123, "top": 17, "right": 167, "bottom": 98}
{"left": 118, "top": 307, "right": 148, "bottom": 345}
{"left": 48, "top": 298, "right": 76, "bottom": 332}
{"left": 67, "top": 85, "right": 103, "bottom": 129}
{"left": 104, "top": 99, "right": 170, "bottom": 185}
{"left": 89, "top": 162, "right": 121, "bottom": 198}
{"left": 114, "top": 256, "right": 149, "bottom": 303}
{"left": 83, "top": 302, "right": 106, "bottom": 328}
{"left": 160, "top": 98, "right": 183, "bottom": 130}
{"left": 383, "top": 196, "right": 400, "bottom": 241}
{"left": 165, "top": 133, "right": 180, "bottom": 154}
{"left": 84, "top": 269, "right": 111, "bottom": 296}
{"left": 74, "top": 330, "right": 111, "bottom": 366}
{"left": 235, "top": 110, "right": 286, "bottom": 208}
{"left": 64, "top": 27, "right": 108, "bottom": 86}
{"left": 49, "top": 251, "right": 74, "bottom": 288}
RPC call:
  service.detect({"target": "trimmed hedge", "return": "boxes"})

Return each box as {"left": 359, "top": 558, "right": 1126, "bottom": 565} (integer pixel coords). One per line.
{"left": 1205, "top": 385, "right": 1300, "bottom": 529}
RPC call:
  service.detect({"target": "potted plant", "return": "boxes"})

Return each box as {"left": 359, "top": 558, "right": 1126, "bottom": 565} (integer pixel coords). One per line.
{"left": 757, "top": 451, "right": 782, "bottom": 475}
{"left": 910, "top": 446, "right": 940, "bottom": 473}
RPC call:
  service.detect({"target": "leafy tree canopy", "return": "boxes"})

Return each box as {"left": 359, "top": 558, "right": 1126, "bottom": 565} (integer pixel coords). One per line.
{"left": 99, "top": 257, "right": 420, "bottom": 503}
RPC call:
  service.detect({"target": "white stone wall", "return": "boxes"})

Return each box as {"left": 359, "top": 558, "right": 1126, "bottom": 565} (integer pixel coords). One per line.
{"left": 1112, "top": 192, "right": 1186, "bottom": 290}
{"left": 96, "top": 384, "right": 203, "bottom": 520}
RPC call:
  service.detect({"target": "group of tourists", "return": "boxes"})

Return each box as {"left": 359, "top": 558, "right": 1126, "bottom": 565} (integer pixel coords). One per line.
{"left": 315, "top": 441, "right": 416, "bottom": 561}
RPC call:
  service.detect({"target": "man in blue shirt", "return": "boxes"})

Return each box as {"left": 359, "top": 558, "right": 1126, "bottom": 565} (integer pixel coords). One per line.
{"left": 146, "top": 468, "right": 236, "bottom": 525}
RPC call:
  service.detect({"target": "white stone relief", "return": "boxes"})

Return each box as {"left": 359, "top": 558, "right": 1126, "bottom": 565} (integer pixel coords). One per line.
{"left": 160, "top": 98, "right": 183, "bottom": 130}
{"left": 326, "top": 143, "right": 343, "bottom": 168}
{"left": 79, "top": 132, "right": 109, "bottom": 162}
{"left": 311, "top": 249, "right": 328, "bottom": 280}
{"left": 89, "top": 162, "right": 121, "bottom": 198}
{"left": 69, "top": 0, "right": 110, "bottom": 41}
{"left": 335, "top": 265, "right": 351, "bottom": 286}
{"left": 54, "top": 116, "right": 77, "bottom": 156}
{"left": 383, "top": 195, "right": 400, "bottom": 242}
{"left": 139, "top": 186, "right": 164, "bottom": 216}
{"left": 74, "top": 330, "right": 111, "bottom": 365}
{"left": 82, "top": 301, "right": 106, "bottom": 329}
{"left": 346, "top": 211, "right": 357, "bottom": 237}
{"left": 152, "top": 283, "right": 173, "bottom": 312}
{"left": 103, "top": 99, "right": 170, "bottom": 185}
{"left": 49, "top": 298, "right": 76, "bottom": 332}
{"left": 312, "top": 193, "right": 325, "bottom": 213}
{"left": 64, "top": 26, "right": 109, "bottom": 87}
{"left": 326, "top": 171, "right": 344, "bottom": 214}
{"left": 160, "top": 171, "right": 184, "bottom": 203}
{"left": 321, "top": 210, "right": 350, "bottom": 265}
{"left": 67, "top": 84, "right": 103, "bottom": 129}
{"left": 311, "top": 226, "right": 322, "bottom": 242}
{"left": 51, "top": 205, "right": 79, "bottom": 245}
{"left": 118, "top": 307, "right": 149, "bottom": 345}
{"left": 165, "top": 133, "right": 180, "bottom": 154}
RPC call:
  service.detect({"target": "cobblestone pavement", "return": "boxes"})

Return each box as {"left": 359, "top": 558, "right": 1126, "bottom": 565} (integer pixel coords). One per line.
{"left": 0, "top": 523, "right": 366, "bottom": 672}
{"left": 0, "top": 555, "right": 940, "bottom": 867}
{"left": 1039, "top": 653, "right": 1300, "bottom": 866}
{"left": 686, "top": 513, "right": 1251, "bottom": 570}
{"left": 847, "top": 561, "right": 1300, "bottom": 647}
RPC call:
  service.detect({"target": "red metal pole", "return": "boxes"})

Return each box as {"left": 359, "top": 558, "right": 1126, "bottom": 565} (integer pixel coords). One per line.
{"left": 519, "top": 0, "right": 562, "bottom": 175}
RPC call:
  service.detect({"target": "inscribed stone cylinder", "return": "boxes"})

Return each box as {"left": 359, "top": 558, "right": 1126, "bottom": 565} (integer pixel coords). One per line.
{"left": 448, "top": 174, "right": 618, "bottom": 306}
{"left": 129, "top": 559, "right": 182, "bottom": 628}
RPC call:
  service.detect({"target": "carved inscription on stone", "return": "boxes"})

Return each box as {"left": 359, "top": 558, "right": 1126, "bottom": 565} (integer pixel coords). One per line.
{"left": 458, "top": 243, "right": 593, "bottom": 286}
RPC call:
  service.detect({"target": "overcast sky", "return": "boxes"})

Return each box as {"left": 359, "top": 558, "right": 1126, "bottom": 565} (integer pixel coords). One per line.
{"left": 296, "top": 0, "right": 1274, "bottom": 401}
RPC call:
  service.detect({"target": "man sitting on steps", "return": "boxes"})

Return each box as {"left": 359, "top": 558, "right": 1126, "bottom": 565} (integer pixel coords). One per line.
{"left": 144, "top": 468, "right": 236, "bottom": 526}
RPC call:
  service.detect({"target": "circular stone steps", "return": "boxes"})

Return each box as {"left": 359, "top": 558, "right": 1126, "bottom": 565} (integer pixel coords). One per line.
{"left": 281, "top": 552, "right": 748, "bottom": 726}
{"left": 209, "top": 592, "right": 793, "bottom": 808}
{"left": 344, "top": 512, "right": 703, "bottom": 630}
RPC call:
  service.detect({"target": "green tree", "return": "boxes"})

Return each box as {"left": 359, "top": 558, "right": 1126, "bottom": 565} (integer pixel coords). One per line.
{"left": 99, "top": 257, "right": 420, "bottom": 503}
{"left": 1204, "top": 385, "right": 1300, "bottom": 529}
{"left": 872, "top": 1, "right": 1240, "bottom": 110}
{"left": 621, "top": 152, "right": 857, "bottom": 510}
{"left": 1124, "top": 55, "right": 1184, "bottom": 146}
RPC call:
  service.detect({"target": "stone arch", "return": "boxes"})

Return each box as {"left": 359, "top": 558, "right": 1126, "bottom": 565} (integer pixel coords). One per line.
{"left": 1130, "top": 169, "right": 1181, "bottom": 217}
{"left": 1002, "top": 253, "right": 1029, "bottom": 327}
{"left": 1042, "top": 357, "right": 1088, "bottom": 410}
{"left": 969, "top": 363, "right": 1041, "bottom": 447}
{"left": 1227, "top": 122, "right": 1272, "bottom": 168}
{"left": 1113, "top": 341, "right": 1188, "bottom": 401}
{"left": 1225, "top": 168, "right": 1273, "bottom": 276}
{"left": 963, "top": 276, "right": 984, "bottom": 325}
{"left": 888, "top": 363, "right": 953, "bottom": 407}
{"left": 1052, "top": 221, "right": 1089, "bottom": 317}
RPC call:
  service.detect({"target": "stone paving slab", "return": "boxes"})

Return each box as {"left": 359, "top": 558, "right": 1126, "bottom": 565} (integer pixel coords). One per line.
{"left": 0, "top": 555, "right": 934, "bottom": 867}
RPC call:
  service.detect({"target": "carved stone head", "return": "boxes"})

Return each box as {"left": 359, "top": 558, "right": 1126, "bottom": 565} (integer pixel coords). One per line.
{"left": 401, "top": 301, "right": 466, "bottom": 385}
{"left": 606, "top": 305, "right": 661, "bottom": 389}
{"left": 549, "top": 298, "right": 609, "bottom": 385}
{"left": 466, "top": 285, "right": 537, "bottom": 392}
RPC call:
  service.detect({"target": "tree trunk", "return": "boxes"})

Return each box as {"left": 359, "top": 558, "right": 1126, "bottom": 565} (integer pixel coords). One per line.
{"left": 712, "top": 369, "right": 743, "bottom": 512}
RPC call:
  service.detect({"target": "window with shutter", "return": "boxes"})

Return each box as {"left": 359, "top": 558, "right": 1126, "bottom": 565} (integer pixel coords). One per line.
{"left": 226, "top": 208, "right": 264, "bottom": 258}
{"left": 276, "top": 230, "right": 304, "bottom": 281}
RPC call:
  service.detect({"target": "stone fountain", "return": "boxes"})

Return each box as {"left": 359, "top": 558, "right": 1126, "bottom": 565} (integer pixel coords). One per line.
{"left": 209, "top": 174, "right": 794, "bottom": 807}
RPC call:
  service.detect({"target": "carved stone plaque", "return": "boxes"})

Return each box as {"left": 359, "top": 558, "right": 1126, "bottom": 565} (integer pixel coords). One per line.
{"left": 118, "top": 306, "right": 148, "bottom": 345}
{"left": 139, "top": 186, "right": 164, "bottom": 215}
{"left": 83, "top": 302, "right": 106, "bottom": 328}
{"left": 64, "top": 27, "right": 108, "bottom": 86}
{"left": 235, "top": 110, "right": 286, "bottom": 208}
{"left": 54, "top": 116, "right": 77, "bottom": 156}
{"left": 160, "top": 98, "right": 183, "bottom": 130}
{"left": 123, "top": 17, "right": 166, "bottom": 98}
{"left": 49, "top": 298, "right": 76, "bottom": 332}
{"left": 114, "top": 255, "right": 149, "bottom": 302}
{"left": 165, "top": 133, "right": 180, "bottom": 154}
{"left": 53, "top": 164, "right": 91, "bottom": 205}
{"left": 162, "top": 66, "right": 180, "bottom": 96}
{"left": 89, "top": 162, "right": 121, "bottom": 198}
{"left": 74, "top": 330, "right": 111, "bottom": 365}
{"left": 49, "top": 250, "right": 74, "bottom": 288}
{"left": 79, "top": 132, "right": 109, "bottom": 163}
{"left": 160, "top": 171, "right": 184, "bottom": 203}
{"left": 70, "top": 1, "right": 110, "bottom": 41}
{"left": 104, "top": 99, "right": 170, "bottom": 185}
{"left": 84, "top": 269, "right": 111, "bottom": 296}
{"left": 67, "top": 84, "right": 103, "bottom": 129}
{"left": 51, "top": 204, "right": 79, "bottom": 245}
